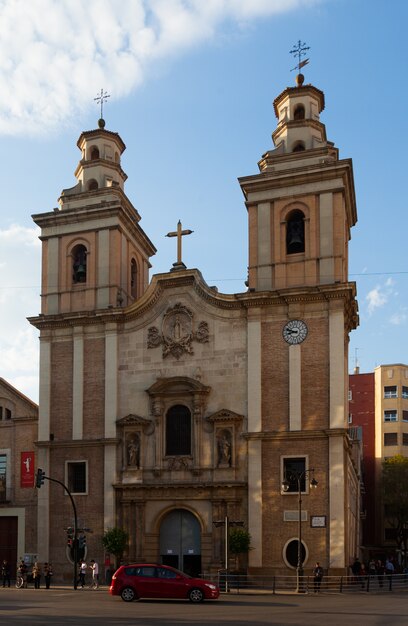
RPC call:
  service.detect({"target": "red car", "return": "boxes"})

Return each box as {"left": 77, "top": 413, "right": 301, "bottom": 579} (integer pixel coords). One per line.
{"left": 109, "top": 563, "right": 220, "bottom": 603}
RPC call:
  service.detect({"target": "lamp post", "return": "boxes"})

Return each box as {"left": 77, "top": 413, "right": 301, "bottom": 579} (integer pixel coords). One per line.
{"left": 282, "top": 468, "right": 318, "bottom": 593}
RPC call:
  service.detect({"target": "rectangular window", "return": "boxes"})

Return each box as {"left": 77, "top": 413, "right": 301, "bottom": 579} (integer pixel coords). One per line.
{"left": 5, "top": 409, "right": 11, "bottom": 420}
{"left": 402, "top": 386, "right": 408, "bottom": 399}
{"left": 0, "top": 407, "right": 3, "bottom": 419}
{"left": 67, "top": 461, "right": 87, "bottom": 494}
{"left": 403, "top": 433, "right": 408, "bottom": 446}
{"left": 384, "top": 386, "right": 397, "bottom": 399}
{"left": 384, "top": 410, "right": 397, "bottom": 422}
{"left": 403, "top": 411, "right": 408, "bottom": 422}
{"left": 282, "top": 457, "right": 306, "bottom": 493}
{"left": 348, "top": 390, "right": 352, "bottom": 401}
{"left": 348, "top": 414, "right": 353, "bottom": 424}
{"left": 384, "top": 433, "right": 398, "bottom": 446}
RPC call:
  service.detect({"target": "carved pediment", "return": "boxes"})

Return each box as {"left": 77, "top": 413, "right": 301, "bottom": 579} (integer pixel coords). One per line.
{"left": 147, "top": 376, "right": 210, "bottom": 397}
{"left": 117, "top": 414, "right": 155, "bottom": 434}
{"left": 207, "top": 409, "right": 244, "bottom": 423}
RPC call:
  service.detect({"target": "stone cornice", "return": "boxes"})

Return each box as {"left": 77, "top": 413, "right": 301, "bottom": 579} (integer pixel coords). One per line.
{"left": 114, "top": 481, "right": 247, "bottom": 492}
{"left": 35, "top": 438, "right": 119, "bottom": 448}
{"left": 28, "top": 276, "right": 358, "bottom": 331}
{"left": 244, "top": 428, "right": 349, "bottom": 440}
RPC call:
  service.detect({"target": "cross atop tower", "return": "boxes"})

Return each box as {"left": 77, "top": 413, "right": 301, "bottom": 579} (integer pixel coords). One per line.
{"left": 289, "top": 40, "right": 310, "bottom": 75}
{"left": 94, "top": 88, "right": 111, "bottom": 125}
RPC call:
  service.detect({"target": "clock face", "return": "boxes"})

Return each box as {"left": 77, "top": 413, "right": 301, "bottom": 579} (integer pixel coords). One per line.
{"left": 282, "top": 319, "right": 308, "bottom": 345}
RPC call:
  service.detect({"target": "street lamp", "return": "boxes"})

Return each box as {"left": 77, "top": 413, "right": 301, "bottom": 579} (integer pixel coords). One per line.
{"left": 282, "top": 468, "right": 318, "bottom": 593}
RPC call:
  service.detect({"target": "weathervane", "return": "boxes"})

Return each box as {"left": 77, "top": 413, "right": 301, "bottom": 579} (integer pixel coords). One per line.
{"left": 94, "top": 88, "right": 111, "bottom": 120}
{"left": 289, "top": 40, "right": 310, "bottom": 74}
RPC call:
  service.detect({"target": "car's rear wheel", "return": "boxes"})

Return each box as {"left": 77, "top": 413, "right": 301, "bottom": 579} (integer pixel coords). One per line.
{"left": 121, "top": 586, "right": 138, "bottom": 602}
{"left": 189, "top": 587, "right": 204, "bottom": 603}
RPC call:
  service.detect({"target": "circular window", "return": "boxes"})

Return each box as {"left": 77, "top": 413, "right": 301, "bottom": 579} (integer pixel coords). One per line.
{"left": 283, "top": 538, "right": 308, "bottom": 569}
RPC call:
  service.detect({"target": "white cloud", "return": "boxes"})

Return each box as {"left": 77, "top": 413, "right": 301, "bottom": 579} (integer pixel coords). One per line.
{"left": 366, "top": 286, "right": 387, "bottom": 315}
{"left": 0, "top": 0, "right": 321, "bottom": 136}
{"left": 0, "top": 224, "right": 41, "bottom": 401}
{"left": 365, "top": 275, "right": 399, "bottom": 317}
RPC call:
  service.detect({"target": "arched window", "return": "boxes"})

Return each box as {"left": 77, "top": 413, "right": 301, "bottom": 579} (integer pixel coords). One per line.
{"left": 293, "top": 104, "right": 305, "bottom": 120}
{"left": 87, "top": 179, "right": 98, "bottom": 191}
{"left": 166, "top": 405, "right": 191, "bottom": 456}
{"left": 90, "top": 146, "right": 99, "bottom": 160}
{"left": 292, "top": 142, "right": 305, "bottom": 152}
{"left": 286, "top": 210, "right": 305, "bottom": 254}
{"left": 72, "top": 244, "right": 87, "bottom": 283}
{"left": 130, "top": 258, "right": 137, "bottom": 299}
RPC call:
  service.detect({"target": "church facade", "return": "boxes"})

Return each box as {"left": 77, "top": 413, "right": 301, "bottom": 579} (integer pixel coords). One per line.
{"left": 29, "top": 73, "right": 360, "bottom": 580}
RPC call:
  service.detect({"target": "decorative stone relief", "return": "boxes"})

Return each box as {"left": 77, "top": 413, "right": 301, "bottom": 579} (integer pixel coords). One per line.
{"left": 167, "top": 456, "right": 191, "bottom": 470}
{"left": 147, "top": 303, "right": 209, "bottom": 360}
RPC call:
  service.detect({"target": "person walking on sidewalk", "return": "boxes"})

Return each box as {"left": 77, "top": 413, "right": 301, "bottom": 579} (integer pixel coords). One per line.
{"left": 89, "top": 560, "right": 99, "bottom": 589}
{"left": 312, "top": 562, "right": 324, "bottom": 593}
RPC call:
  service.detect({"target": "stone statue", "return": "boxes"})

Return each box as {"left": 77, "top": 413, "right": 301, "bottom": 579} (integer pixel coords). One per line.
{"left": 127, "top": 434, "right": 140, "bottom": 468}
{"left": 217, "top": 430, "right": 232, "bottom": 467}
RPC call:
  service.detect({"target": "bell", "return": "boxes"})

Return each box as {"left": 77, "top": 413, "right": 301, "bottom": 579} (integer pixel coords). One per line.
{"left": 286, "top": 219, "right": 304, "bottom": 253}
{"left": 75, "top": 263, "right": 86, "bottom": 281}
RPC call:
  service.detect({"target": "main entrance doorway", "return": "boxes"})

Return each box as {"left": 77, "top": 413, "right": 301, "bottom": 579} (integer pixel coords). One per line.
{"left": 159, "top": 509, "right": 201, "bottom": 577}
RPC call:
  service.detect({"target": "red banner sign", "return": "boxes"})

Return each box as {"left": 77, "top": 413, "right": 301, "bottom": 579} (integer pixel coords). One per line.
{"left": 21, "top": 452, "right": 35, "bottom": 488}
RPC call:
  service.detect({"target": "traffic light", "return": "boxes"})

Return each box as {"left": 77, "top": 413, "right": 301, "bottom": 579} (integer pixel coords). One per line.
{"left": 35, "top": 468, "right": 45, "bottom": 488}
{"left": 79, "top": 535, "right": 86, "bottom": 548}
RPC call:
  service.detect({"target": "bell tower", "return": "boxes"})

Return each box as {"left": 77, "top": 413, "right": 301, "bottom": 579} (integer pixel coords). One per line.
{"left": 240, "top": 57, "right": 359, "bottom": 576}
{"left": 32, "top": 118, "right": 156, "bottom": 315}
{"left": 240, "top": 73, "right": 356, "bottom": 292}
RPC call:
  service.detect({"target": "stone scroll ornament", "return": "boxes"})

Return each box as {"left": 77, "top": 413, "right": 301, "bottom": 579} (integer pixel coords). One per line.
{"left": 147, "top": 303, "right": 209, "bottom": 360}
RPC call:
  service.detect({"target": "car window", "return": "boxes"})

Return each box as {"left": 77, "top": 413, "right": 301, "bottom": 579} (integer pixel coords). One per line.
{"left": 157, "top": 567, "right": 177, "bottom": 579}
{"left": 124, "top": 567, "right": 143, "bottom": 576}
{"left": 139, "top": 566, "right": 157, "bottom": 578}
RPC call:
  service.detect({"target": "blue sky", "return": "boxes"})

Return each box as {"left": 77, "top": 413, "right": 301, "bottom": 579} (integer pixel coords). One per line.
{"left": 0, "top": 0, "right": 406, "bottom": 402}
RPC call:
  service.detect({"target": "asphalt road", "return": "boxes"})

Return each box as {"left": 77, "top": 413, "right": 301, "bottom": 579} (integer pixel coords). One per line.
{"left": 0, "top": 586, "right": 407, "bottom": 625}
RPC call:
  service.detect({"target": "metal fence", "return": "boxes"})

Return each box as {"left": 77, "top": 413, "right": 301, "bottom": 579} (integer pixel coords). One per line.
{"left": 214, "top": 571, "right": 408, "bottom": 594}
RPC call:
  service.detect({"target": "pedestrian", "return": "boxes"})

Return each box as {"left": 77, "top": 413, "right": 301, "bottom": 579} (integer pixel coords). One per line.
{"left": 89, "top": 560, "right": 99, "bottom": 589}
{"left": 32, "top": 562, "right": 41, "bottom": 589}
{"left": 376, "top": 560, "right": 384, "bottom": 588}
{"left": 78, "top": 559, "right": 87, "bottom": 588}
{"left": 385, "top": 557, "right": 394, "bottom": 586}
{"left": 18, "top": 559, "right": 28, "bottom": 588}
{"left": 351, "top": 557, "right": 361, "bottom": 585}
{"left": 1, "top": 560, "right": 10, "bottom": 587}
{"left": 360, "top": 563, "right": 367, "bottom": 589}
{"left": 44, "top": 562, "right": 53, "bottom": 589}
{"left": 312, "top": 562, "right": 324, "bottom": 593}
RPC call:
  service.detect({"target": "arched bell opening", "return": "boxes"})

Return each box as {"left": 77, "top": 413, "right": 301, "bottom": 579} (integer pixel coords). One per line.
{"left": 286, "top": 209, "right": 305, "bottom": 255}
{"left": 72, "top": 244, "right": 87, "bottom": 284}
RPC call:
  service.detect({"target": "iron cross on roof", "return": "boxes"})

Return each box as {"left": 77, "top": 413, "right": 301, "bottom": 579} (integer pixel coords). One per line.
{"left": 94, "top": 88, "right": 111, "bottom": 120}
{"left": 166, "top": 220, "right": 193, "bottom": 271}
{"left": 289, "top": 40, "right": 310, "bottom": 73}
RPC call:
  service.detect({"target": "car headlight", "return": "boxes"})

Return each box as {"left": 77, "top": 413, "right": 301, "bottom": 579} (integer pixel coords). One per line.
{"left": 205, "top": 583, "right": 217, "bottom": 590}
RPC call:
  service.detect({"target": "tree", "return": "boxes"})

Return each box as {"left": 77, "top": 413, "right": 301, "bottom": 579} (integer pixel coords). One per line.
{"left": 381, "top": 455, "right": 408, "bottom": 566}
{"left": 229, "top": 528, "right": 251, "bottom": 571}
{"left": 102, "top": 527, "right": 129, "bottom": 570}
